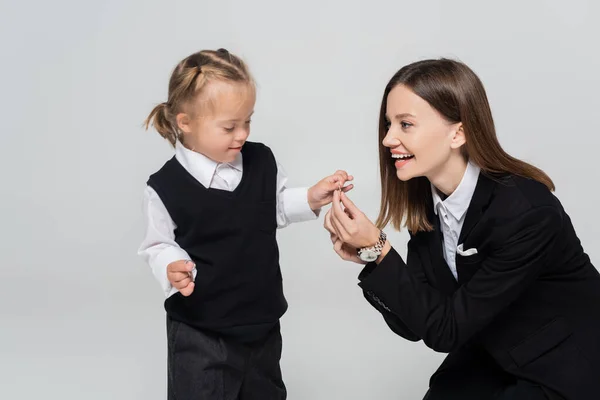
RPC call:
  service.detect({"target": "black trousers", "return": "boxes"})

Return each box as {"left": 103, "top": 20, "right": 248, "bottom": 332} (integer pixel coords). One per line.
{"left": 423, "top": 346, "right": 559, "bottom": 400}
{"left": 167, "top": 317, "right": 286, "bottom": 400}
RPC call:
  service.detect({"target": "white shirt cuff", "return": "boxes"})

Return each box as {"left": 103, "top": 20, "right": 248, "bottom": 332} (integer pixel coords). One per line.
{"left": 282, "top": 187, "right": 320, "bottom": 224}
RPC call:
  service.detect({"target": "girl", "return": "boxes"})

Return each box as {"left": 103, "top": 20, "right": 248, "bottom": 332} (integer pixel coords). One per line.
{"left": 324, "top": 58, "right": 600, "bottom": 400}
{"left": 139, "top": 48, "right": 352, "bottom": 400}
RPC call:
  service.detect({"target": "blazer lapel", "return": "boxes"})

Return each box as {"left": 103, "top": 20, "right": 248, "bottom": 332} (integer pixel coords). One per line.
{"left": 457, "top": 173, "right": 496, "bottom": 245}
{"left": 426, "top": 207, "right": 459, "bottom": 294}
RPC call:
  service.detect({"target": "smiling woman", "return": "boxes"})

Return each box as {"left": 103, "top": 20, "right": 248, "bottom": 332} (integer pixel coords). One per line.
{"left": 376, "top": 59, "right": 554, "bottom": 233}
{"left": 324, "top": 58, "right": 600, "bottom": 400}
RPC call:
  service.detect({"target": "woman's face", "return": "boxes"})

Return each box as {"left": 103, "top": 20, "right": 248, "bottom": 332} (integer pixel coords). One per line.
{"left": 382, "top": 84, "right": 465, "bottom": 182}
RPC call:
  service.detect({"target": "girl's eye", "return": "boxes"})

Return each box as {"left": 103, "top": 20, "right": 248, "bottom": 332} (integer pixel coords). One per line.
{"left": 245, "top": 119, "right": 252, "bottom": 125}
{"left": 401, "top": 121, "right": 413, "bottom": 129}
{"left": 224, "top": 127, "right": 235, "bottom": 132}
{"left": 384, "top": 120, "right": 391, "bottom": 129}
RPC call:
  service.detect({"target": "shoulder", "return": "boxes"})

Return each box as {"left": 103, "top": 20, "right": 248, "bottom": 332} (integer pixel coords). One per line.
{"left": 243, "top": 141, "right": 277, "bottom": 165}
{"left": 147, "top": 156, "right": 181, "bottom": 185}
{"left": 243, "top": 141, "right": 270, "bottom": 153}
{"left": 489, "top": 173, "right": 559, "bottom": 213}
{"left": 487, "top": 174, "right": 563, "bottom": 238}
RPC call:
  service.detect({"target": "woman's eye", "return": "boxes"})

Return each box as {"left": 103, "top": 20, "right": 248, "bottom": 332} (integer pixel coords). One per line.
{"left": 224, "top": 126, "right": 235, "bottom": 132}
{"left": 400, "top": 121, "right": 413, "bottom": 129}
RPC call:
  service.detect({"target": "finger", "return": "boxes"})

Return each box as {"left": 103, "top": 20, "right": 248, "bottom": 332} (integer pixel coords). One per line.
{"left": 333, "top": 237, "right": 344, "bottom": 253}
{"left": 328, "top": 177, "right": 345, "bottom": 192}
{"left": 342, "top": 244, "right": 363, "bottom": 264}
{"left": 330, "top": 209, "right": 350, "bottom": 241}
{"left": 332, "top": 173, "right": 354, "bottom": 187}
{"left": 344, "top": 207, "right": 352, "bottom": 218}
{"left": 184, "top": 260, "right": 195, "bottom": 271}
{"left": 170, "top": 260, "right": 195, "bottom": 273}
{"left": 341, "top": 183, "right": 354, "bottom": 193}
{"left": 323, "top": 209, "right": 334, "bottom": 233}
{"left": 327, "top": 208, "right": 345, "bottom": 239}
{"left": 333, "top": 170, "right": 348, "bottom": 182}
{"left": 337, "top": 244, "right": 356, "bottom": 262}
{"left": 325, "top": 209, "right": 342, "bottom": 237}
{"left": 332, "top": 238, "right": 346, "bottom": 260}
{"left": 331, "top": 190, "right": 353, "bottom": 230}
{"left": 330, "top": 231, "right": 338, "bottom": 244}
{"left": 175, "top": 277, "right": 192, "bottom": 289}
{"left": 170, "top": 271, "right": 190, "bottom": 282}
{"left": 337, "top": 174, "right": 354, "bottom": 184}
{"left": 179, "top": 282, "right": 195, "bottom": 297}
{"left": 339, "top": 191, "right": 360, "bottom": 218}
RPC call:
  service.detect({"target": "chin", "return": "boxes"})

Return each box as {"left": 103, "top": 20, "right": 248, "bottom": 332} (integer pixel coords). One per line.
{"left": 396, "top": 169, "right": 416, "bottom": 182}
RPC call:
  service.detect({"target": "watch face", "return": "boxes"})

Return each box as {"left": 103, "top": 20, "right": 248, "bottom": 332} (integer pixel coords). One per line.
{"left": 360, "top": 250, "right": 378, "bottom": 262}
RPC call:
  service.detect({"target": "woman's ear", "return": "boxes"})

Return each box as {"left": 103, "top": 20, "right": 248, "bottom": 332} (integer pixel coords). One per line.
{"left": 450, "top": 123, "right": 466, "bottom": 149}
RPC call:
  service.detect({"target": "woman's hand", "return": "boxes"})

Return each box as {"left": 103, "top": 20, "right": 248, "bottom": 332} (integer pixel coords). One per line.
{"left": 330, "top": 189, "right": 381, "bottom": 249}
{"left": 324, "top": 190, "right": 393, "bottom": 264}
{"left": 326, "top": 223, "right": 365, "bottom": 264}
{"left": 323, "top": 189, "right": 380, "bottom": 256}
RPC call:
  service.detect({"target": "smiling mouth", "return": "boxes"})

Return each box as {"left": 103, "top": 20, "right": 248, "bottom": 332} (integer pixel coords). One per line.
{"left": 392, "top": 153, "right": 414, "bottom": 160}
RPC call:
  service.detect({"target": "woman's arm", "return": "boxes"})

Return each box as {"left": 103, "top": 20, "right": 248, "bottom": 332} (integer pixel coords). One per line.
{"left": 358, "top": 206, "right": 562, "bottom": 352}
{"left": 359, "top": 239, "right": 428, "bottom": 341}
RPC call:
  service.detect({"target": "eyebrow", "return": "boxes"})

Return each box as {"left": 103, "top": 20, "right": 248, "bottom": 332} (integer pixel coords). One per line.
{"left": 385, "top": 113, "right": 416, "bottom": 120}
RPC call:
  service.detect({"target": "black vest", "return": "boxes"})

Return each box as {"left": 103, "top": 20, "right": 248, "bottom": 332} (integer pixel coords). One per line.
{"left": 147, "top": 142, "right": 287, "bottom": 341}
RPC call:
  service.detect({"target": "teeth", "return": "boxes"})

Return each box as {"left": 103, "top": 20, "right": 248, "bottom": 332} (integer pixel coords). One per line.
{"left": 392, "top": 153, "right": 414, "bottom": 159}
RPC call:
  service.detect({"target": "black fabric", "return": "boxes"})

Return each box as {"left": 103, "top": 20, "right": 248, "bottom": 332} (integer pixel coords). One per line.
{"left": 422, "top": 345, "right": 551, "bottom": 400}
{"left": 148, "top": 142, "right": 287, "bottom": 342}
{"left": 358, "top": 173, "right": 600, "bottom": 399}
{"left": 167, "top": 317, "right": 286, "bottom": 400}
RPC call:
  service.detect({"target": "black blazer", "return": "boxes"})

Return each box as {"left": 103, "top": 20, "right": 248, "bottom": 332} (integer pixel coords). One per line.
{"left": 358, "top": 173, "right": 600, "bottom": 400}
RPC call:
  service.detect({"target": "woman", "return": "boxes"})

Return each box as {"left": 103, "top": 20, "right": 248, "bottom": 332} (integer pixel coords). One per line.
{"left": 324, "top": 59, "right": 600, "bottom": 399}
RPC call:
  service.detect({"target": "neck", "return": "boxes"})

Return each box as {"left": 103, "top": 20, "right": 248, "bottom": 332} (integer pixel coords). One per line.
{"left": 179, "top": 140, "right": 218, "bottom": 163}
{"left": 180, "top": 138, "right": 198, "bottom": 153}
{"left": 428, "top": 155, "right": 468, "bottom": 196}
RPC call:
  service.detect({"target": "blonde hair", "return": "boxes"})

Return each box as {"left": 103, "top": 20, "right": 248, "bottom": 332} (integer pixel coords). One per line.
{"left": 144, "top": 48, "right": 254, "bottom": 146}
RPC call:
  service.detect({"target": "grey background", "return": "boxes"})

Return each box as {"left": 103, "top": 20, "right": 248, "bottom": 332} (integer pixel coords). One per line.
{"left": 1, "top": 0, "right": 599, "bottom": 399}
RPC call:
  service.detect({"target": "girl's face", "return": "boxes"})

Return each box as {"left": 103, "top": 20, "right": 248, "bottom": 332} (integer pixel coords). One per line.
{"left": 382, "top": 84, "right": 465, "bottom": 183}
{"left": 177, "top": 81, "right": 256, "bottom": 163}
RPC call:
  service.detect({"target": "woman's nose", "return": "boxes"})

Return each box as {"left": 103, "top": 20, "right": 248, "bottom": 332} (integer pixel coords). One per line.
{"left": 383, "top": 135, "right": 402, "bottom": 148}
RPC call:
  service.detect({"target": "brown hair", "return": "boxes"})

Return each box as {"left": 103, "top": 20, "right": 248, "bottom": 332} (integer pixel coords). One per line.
{"left": 375, "top": 58, "right": 554, "bottom": 233}
{"left": 144, "top": 48, "right": 254, "bottom": 146}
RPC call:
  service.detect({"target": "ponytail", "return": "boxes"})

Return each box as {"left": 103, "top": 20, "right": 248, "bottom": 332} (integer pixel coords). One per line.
{"left": 144, "top": 102, "right": 178, "bottom": 147}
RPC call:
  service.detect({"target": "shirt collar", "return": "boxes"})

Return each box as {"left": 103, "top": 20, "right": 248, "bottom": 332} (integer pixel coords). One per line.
{"left": 174, "top": 141, "right": 243, "bottom": 187}
{"left": 431, "top": 160, "right": 481, "bottom": 220}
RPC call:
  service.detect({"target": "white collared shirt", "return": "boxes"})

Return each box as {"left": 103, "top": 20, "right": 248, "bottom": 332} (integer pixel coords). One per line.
{"left": 431, "top": 161, "right": 481, "bottom": 280}
{"left": 138, "top": 141, "right": 318, "bottom": 298}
